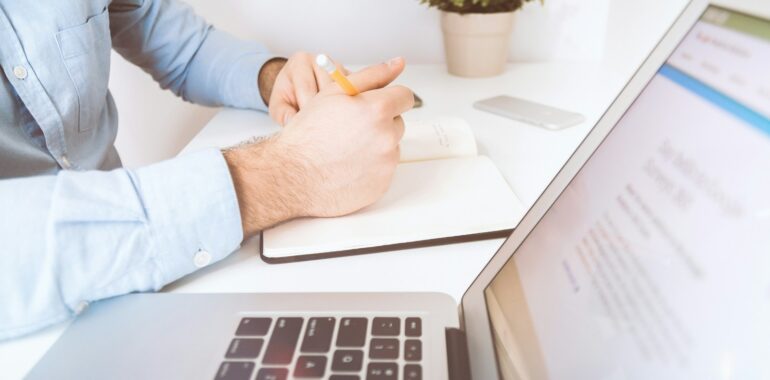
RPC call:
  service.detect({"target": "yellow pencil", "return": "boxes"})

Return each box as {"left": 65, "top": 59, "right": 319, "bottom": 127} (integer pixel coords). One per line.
{"left": 316, "top": 54, "right": 359, "bottom": 96}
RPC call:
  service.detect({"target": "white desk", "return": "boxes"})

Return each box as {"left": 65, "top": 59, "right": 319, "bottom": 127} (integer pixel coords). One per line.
{"left": 0, "top": 60, "right": 649, "bottom": 379}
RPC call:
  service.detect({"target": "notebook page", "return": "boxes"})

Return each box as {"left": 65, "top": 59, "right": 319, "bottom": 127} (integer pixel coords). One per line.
{"left": 399, "top": 117, "right": 478, "bottom": 163}
{"left": 263, "top": 156, "right": 524, "bottom": 258}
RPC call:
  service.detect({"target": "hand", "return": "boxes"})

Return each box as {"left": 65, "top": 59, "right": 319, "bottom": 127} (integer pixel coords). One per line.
{"left": 225, "top": 58, "right": 414, "bottom": 237}
{"left": 265, "top": 52, "right": 348, "bottom": 127}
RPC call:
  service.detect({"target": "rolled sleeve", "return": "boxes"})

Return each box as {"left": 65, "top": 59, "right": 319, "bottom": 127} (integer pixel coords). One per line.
{"left": 110, "top": 0, "right": 277, "bottom": 110}
{"left": 0, "top": 149, "right": 244, "bottom": 340}
{"left": 136, "top": 148, "right": 244, "bottom": 287}
{"left": 184, "top": 28, "right": 276, "bottom": 111}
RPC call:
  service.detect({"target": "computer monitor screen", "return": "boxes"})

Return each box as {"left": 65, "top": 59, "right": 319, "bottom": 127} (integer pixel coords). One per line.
{"left": 484, "top": 6, "right": 770, "bottom": 379}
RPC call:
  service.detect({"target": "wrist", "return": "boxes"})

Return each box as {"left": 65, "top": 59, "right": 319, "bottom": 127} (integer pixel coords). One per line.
{"left": 257, "top": 57, "right": 288, "bottom": 106}
{"left": 223, "top": 136, "right": 310, "bottom": 237}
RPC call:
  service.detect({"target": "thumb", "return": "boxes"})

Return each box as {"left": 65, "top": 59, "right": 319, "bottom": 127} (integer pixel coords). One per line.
{"left": 346, "top": 57, "right": 405, "bottom": 93}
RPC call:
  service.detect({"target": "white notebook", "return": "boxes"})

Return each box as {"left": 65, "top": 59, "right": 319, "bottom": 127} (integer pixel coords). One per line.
{"left": 262, "top": 117, "right": 526, "bottom": 262}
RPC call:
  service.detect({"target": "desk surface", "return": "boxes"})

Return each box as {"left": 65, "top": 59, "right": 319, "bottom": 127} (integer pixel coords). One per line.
{"left": 0, "top": 60, "right": 648, "bottom": 379}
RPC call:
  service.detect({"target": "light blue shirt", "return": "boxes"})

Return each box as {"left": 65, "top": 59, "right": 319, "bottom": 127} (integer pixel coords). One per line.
{"left": 0, "top": 0, "right": 275, "bottom": 339}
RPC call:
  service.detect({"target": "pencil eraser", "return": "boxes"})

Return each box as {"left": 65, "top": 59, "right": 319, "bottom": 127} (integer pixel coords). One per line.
{"left": 315, "top": 54, "right": 335, "bottom": 73}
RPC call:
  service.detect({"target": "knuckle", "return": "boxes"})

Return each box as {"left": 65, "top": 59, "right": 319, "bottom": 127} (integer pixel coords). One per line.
{"left": 394, "top": 115, "right": 405, "bottom": 128}
{"left": 393, "top": 86, "right": 415, "bottom": 108}
{"left": 382, "top": 131, "right": 401, "bottom": 155}
{"left": 393, "top": 84, "right": 412, "bottom": 96}
{"left": 376, "top": 133, "right": 392, "bottom": 154}
{"left": 390, "top": 133, "right": 400, "bottom": 148}
{"left": 403, "top": 88, "right": 416, "bottom": 108}
{"left": 300, "top": 80, "right": 317, "bottom": 92}
{"left": 389, "top": 146, "right": 401, "bottom": 163}
{"left": 369, "top": 100, "right": 390, "bottom": 118}
{"left": 394, "top": 124, "right": 406, "bottom": 144}
{"left": 387, "top": 128, "right": 404, "bottom": 148}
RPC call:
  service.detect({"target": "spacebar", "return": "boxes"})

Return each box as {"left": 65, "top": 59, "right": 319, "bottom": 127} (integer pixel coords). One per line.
{"left": 262, "top": 317, "right": 304, "bottom": 364}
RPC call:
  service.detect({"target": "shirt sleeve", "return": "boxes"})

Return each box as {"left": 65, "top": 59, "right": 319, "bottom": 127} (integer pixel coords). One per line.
{"left": 108, "top": 0, "right": 276, "bottom": 110}
{"left": 0, "top": 149, "right": 243, "bottom": 340}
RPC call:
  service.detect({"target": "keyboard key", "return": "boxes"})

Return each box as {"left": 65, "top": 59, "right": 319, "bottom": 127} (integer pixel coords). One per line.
{"left": 404, "top": 340, "right": 422, "bottom": 361}
{"left": 371, "top": 317, "right": 400, "bottom": 336}
{"left": 405, "top": 318, "right": 421, "bottom": 337}
{"left": 263, "top": 317, "right": 303, "bottom": 364}
{"left": 336, "top": 318, "right": 367, "bottom": 347}
{"left": 236, "top": 317, "right": 272, "bottom": 336}
{"left": 301, "top": 317, "right": 335, "bottom": 353}
{"left": 225, "top": 338, "right": 264, "bottom": 359}
{"left": 366, "top": 362, "right": 398, "bottom": 380}
{"left": 330, "top": 376, "right": 360, "bottom": 380}
{"left": 404, "top": 364, "right": 422, "bottom": 380}
{"left": 215, "top": 361, "right": 254, "bottom": 380}
{"left": 332, "top": 349, "right": 364, "bottom": 371}
{"left": 256, "top": 368, "right": 288, "bottom": 380}
{"left": 294, "top": 355, "right": 327, "bottom": 378}
{"left": 369, "top": 338, "right": 399, "bottom": 359}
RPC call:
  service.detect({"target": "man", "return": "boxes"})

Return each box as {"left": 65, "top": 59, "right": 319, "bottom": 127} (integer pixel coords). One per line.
{"left": 0, "top": 0, "right": 413, "bottom": 339}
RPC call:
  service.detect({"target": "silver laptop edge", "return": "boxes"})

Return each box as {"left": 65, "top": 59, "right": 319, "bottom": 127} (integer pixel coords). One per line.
{"left": 27, "top": 292, "right": 460, "bottom": 379}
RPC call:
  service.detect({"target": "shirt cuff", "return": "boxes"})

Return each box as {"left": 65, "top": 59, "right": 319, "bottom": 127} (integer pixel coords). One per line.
{"left": 189, "top": 28, "right": 278, "bottom": 111}
{"left": 135, "top": 148, "right": 244, "bottom": 288}
{"left": 224, "top": 51, "right": 278, "bottom": 111}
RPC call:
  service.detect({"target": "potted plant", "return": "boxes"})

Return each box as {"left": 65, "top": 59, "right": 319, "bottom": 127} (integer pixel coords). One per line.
{"left": 421, "top": 0, "right": 538, "bottom": 77}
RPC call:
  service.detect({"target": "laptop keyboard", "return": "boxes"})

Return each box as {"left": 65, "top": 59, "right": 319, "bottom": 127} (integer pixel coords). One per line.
{"left": 215, "top": 316, "right": 423, "bottom": 380}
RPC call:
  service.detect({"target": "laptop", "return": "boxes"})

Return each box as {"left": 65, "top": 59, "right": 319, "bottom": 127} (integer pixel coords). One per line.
{"left": 27, "top": 1, "right": 770, "bottom": 378}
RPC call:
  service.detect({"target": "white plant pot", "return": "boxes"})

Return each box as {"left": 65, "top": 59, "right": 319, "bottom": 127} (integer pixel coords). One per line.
{"left": 440, "top": 11, "right": 515, "bottom": 77}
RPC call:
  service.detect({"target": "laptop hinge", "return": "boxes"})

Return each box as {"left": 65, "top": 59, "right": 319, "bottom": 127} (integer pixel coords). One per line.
{"left": 445, "top": 327, "right": 472, "bottom": 380}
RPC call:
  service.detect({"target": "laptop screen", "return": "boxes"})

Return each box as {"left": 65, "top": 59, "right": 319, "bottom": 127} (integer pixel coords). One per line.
{"left": 484, "top": 6, "right": 770, "bottom": 379}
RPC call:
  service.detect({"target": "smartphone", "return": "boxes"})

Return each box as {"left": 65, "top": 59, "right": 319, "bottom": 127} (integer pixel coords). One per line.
{"left": 473, "top": 95, "right": 585, "bottom": 130}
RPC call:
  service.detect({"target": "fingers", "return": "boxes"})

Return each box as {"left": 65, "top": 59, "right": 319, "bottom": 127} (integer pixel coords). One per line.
{"left": 269, "top": 100, "right": 298, "bottom": 126}
{"left": 278, "top": 52, "right": 344, "bottom": 109}
{"left": 293, "top": 72, "right": 319, "bottom": 109}
{"left": 312, "top": 59, "right": 333, "bottom": 88}
{"left": 363, "top": 85, "right": 415, "bottom": 117}
{"left": 345, "top": 57, "right": 405, "bottom": 93}
{"left": 312, "top": 54, "right": 352, "bottom": 89}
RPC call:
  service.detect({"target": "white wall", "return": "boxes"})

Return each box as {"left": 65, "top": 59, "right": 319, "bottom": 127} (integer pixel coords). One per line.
{"left": 111, "top": 0, "right": 688, "bottom": 167}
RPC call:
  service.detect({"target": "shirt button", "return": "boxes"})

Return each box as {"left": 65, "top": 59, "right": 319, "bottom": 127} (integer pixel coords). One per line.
{"left": 12, "top": 65, "right": 27, "bottom": 80}
{"left": 193, "top": 249, "right": 212, "bottom": 268}
{"left": 60, "top": 155, "right": 72, "bottom": 170}
{"left": 74, "top": 300, "right": 89, "bottom": 314}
